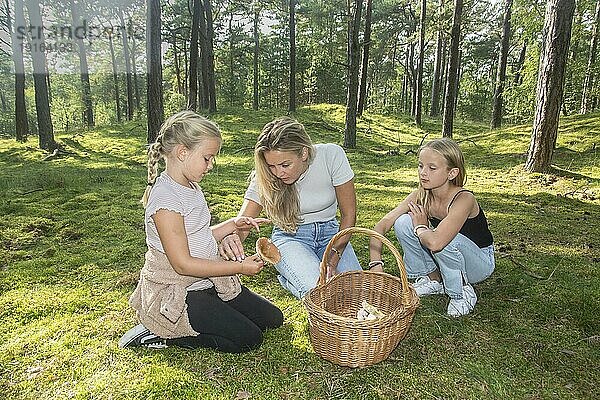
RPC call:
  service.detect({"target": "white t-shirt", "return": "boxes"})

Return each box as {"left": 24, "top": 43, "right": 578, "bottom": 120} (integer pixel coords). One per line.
{"left": 145, "top": 172, "right": 214, "bottom": 291}
{"left": 244, "top": 143, "right": 354, "bottom": 226}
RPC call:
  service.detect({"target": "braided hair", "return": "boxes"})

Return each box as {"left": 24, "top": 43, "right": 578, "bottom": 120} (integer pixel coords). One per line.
{"left": 141, "top": 111, "right": 221, "bottom": 207}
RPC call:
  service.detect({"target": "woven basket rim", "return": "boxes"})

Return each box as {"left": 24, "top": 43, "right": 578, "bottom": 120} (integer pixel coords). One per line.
{"left": 304, "top": 268, "right": 419, "bottom": 327}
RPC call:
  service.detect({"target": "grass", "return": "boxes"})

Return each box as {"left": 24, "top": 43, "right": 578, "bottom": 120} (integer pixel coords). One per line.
{"left": 0, "top": 104, "right": 599, "bottom": 399}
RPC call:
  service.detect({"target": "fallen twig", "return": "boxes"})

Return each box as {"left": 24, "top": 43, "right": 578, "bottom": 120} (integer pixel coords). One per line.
{"left": 41, "top": 148, "right": 75, "bottom": 161}
{"left": 232, "top": 147, "right": 255, "bottom": 154}
{"left": 17, "top": 188, "right": 44, "bottom": 195}
{"left": 456, "top": 138, "right": 481, "bottom": 147}
{"left": 500, "top": 253, "right": 560, "bottom": 280}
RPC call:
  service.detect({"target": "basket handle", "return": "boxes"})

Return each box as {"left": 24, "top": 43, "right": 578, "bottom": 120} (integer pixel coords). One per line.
{"left": 319, "top": 227, "right": 412, "bottom": 305}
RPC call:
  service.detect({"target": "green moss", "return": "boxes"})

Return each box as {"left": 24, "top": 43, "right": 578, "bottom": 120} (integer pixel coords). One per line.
{"left": 0, "top": 108, "right": 598, "bottom": 399}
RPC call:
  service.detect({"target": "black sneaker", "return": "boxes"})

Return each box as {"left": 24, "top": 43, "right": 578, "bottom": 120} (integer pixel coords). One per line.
{"left": 118, "top": 324, "right": 167, "bottom": 349}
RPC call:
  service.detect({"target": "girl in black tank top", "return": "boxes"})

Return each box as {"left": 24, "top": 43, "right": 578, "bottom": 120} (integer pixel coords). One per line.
{"left": 369, "top": 139, "right": 495, "bottom": 317}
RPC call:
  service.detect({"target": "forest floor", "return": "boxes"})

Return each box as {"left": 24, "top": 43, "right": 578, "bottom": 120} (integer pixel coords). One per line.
{"left": 1, "top": 105, "right": 599, "bottom": 399}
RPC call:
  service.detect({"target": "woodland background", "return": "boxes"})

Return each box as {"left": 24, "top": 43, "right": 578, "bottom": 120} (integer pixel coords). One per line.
{"left": 1, "top": 0, "right": 599, "bottom": 169}
{"left": 1, "top": 1, "right": 600, "bottom": 399}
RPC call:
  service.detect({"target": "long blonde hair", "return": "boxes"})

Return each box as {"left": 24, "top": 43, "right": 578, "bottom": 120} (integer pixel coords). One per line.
{"left": 415, "top": 138, "right": 467, "bottom": 213}
{"left": 254, "top": 117, "right": 315, "bottom": 232}
{"left": 141, "top": 111, "right": 221, "bottom": 207}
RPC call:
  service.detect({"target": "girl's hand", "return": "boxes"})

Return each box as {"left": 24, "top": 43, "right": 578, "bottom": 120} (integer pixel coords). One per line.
{"left": 238, "top": 254, "right": 264, "bottom": 276}
{"left": 407, "top": 201, "right": 428, "bottom": 226}
{"left": 219, "top": 232, "right": 245, "bottom": 262}
{"left": 233, "top": 216, "right": 271, "bottom": 232}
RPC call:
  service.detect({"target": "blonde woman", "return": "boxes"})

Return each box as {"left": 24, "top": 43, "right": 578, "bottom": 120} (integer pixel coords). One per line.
{"left": 119, "top": 111, "right": 283, "bottom": 352}
{"left": 369, "top": 138, "right": 494, "bottom": 317}
{"left": 219, "top": 117, "right": 361, "bottom": 298}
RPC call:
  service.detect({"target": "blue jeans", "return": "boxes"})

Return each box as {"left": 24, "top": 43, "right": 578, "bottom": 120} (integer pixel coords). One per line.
{"left": 271, "top": 219, "right": 361, "bottom": 298}
{"left": 393, "top": 214, "right": 495, "bottom": 299}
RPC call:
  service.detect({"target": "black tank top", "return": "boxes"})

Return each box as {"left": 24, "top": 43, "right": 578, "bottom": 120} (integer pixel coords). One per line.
{"left": 428, "top": 189, "right": 493, "bottom": 248}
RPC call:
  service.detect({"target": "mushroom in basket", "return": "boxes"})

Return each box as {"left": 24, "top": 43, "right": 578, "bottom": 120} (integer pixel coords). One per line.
{"left": 256, "top": 237, "right": 281, "bottom": 265}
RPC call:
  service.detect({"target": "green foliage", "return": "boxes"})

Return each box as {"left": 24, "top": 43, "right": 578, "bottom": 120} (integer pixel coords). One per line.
{"left": 1, "top": 106, "right": 599, "bottom": 399}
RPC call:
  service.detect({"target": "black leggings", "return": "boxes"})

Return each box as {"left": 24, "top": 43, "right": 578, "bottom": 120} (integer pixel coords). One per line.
{"left": 167, "top": 286, "right": 283, "bottom": 353}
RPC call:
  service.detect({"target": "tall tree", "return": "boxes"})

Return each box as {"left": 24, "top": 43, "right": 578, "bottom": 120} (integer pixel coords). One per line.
{"left": 491, "top": 0, "right": 513, "bottom": 129}
{"left": 442, "top": 0, "right": 463, "bottom": 138}
{"left": 357, "top": 0, "right": 373, "bottom": 116}
{"left": 525, "top": 0, "right": 575, "bottom": 172}
{"left": 197, "top": 1, "right": 210, "bottom": 109}
{"left": 119, "top": 7, "right": 134, "bottom": 120}
{"left": 289, "top": 0, "right": 296, "bottom": 113}
{"left": 129, "top": 18, "right": 141, "bottom": 110}
{"left": 513, "top": 41, "right": 526, "bottom": 85}
{"left": 580, "top": 0, "right": 600, "bottom": 114}
{"left": 147, "top": 0, "right": 164, "bottom": 143}
{"left": 415, "top": 0, "right": 427, "bottom": 126}
{"left": 429, "top": 0, "right": 445, "bottom": 118}
{"left": 188, "top": 0, "right": 201, "bottom": 110}
{"left": 203, "top": 0, "right": 217, "bottom": 112}
{"left": 9, "top": 0, "right": 28, "bottom": 142}
{"left": 24, "top": 0, "right": 56, "bottom": 150}
{"left": 107, "top": 24, "right": 122, "bottom": 122}
{"left": 344, "top": 0, "right": 363, "bottom": 149}
{"left": 71, "top": 0, "right": 94, "bottom": 128}
{"left": 253, "top": 6, "right": 260, "bottom": 110}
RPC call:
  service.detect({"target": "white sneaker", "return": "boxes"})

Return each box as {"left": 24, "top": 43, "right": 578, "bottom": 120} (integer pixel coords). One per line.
{"left": 462, "top": 284, "right": 477, "bottom": 310}
{"left": 413, "top": 276, "right": 444, "bottom": 297}
{"left": 447, "top": 284, "right": 477, "bottom": 317}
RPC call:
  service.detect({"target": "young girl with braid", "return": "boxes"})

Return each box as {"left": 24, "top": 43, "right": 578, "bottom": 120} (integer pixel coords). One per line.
{"left": 119, "top": 111, "right": 283, "bottom": 352}
{"left": 369, "top": 138, "right": 495, "bottom": 317}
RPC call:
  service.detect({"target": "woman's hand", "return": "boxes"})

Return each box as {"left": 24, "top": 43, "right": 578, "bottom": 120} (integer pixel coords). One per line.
{"left": 233, "top": 216, "right": 270, "bottom": 231}
{"left": 238, "top": 254, "right": 264, "bottom": 276}
{"left": 407, "top": 201, "right": 428, "bottom": 227}
{"left": 219, "top": 232, "right": 246, "bottom": 262}
{"left": 326, "top": 250, "right": 341, "bottom": 279}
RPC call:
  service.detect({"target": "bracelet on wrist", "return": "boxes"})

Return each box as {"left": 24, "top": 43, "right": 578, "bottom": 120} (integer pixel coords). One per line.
{"left": 331, "top": 246, "right": 342, "bottom": 258}
{"left": 368, "top": 260, "right": 384, "bottom": 268}
{"left": 413, "top": 224, "right": 429, "bottom": 237}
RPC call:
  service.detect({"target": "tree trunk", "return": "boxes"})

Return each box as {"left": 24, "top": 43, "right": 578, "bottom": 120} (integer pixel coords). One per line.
{"left": 172, "top": 33, "right": 183, "bottom": 95}
{"left": 580, "top": 0, "right": 600, "bottom": 114}
{"left": 253, "top": 9, "right": 260, "bottom": 110}
{"left": 129, "top": 19, "right": 141, "bottom": 110}
{"left": 491, "top": 0, "right": 513, "bottom": 129}
{"left": 442, "top": 0, "right": 463, "bottom": 138}
{"left": 203, "top": 0, "right": 217, "bottom": 113}
{"left": 24, "top": 0, "right": 55, "bottom": 150}
{"left": 71, "top": 0, "right": 94, "bottom": 128}
{"left": 409, "top": 42, "right": 416, "bottom": 117}
{"left": 429, "top": 0, "right": 444, "bottom": 117}
{"left": 197, "top": 2, "right": 209, "bottom": 109}
{"left": 10, "top": 0, "right": 28, "bottom": 142}
{"left": 146, "top": 0, "right": 164, "bottom": 144}
{"left": 108, "top": 29, "right": 121, "bottom": 122}
{"left": 289, "top": 0, "right": 297, "bottom": 113}
{"left": 403, "top": 44, "right": 410, "bottom": 113}
{"left": 188, "top": 0, "right": 201, "bottom": 111}
{"left": 357, "top": 0, "right": 373, "bottom": 116}
{"left": 344, "top": 0, "right": 363, "bottom": 149}
{"left": 454, "top": 49, "right": 462, "bottom": 113}
{"left": 415, "top": 0, "right": 427, "bottom": 126}
{"left": 228, "top": 14, "right": 235, "bottom": 106}
{"left": 513, "top": 41, "right": 526, "bottom": 85}
{"left": 183, "top": 39, "right": 189, "bottom": 99}
{"left": 525, "top": 0, "right": 575, "bottom": 172}
{"left": 119, "top": 8, "right": 134, "bottom": 120}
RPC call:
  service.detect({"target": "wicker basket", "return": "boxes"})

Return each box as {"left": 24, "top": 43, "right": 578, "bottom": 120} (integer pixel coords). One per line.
{"left": 303, "top": 227, "right": 420, "bottom": 367}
